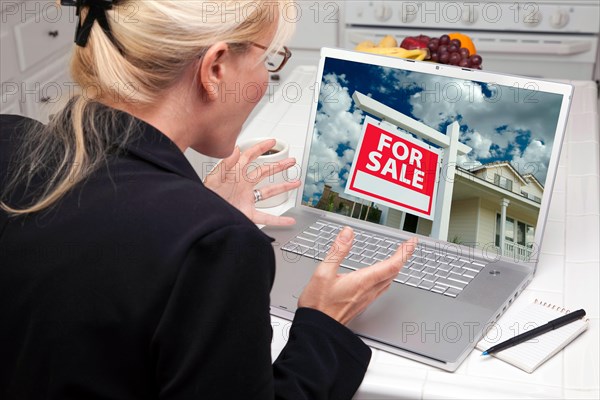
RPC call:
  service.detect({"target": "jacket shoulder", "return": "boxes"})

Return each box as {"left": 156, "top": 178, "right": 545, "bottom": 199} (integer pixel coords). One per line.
{"left": 0, "top": 114, "right": 43, "bottom": 154}
{"left": 0, "top": 114, "right": 42, "bottom": 136}
{"left": 0, "top": 115, "right": 43, "bottom": 185}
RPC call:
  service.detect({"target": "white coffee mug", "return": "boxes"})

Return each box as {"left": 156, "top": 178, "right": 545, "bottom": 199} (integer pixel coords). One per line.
{"left": 238, "top": 137, "right": 290, "bottom": 208}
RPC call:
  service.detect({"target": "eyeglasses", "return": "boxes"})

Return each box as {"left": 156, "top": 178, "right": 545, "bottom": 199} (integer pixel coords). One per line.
{"left": 251, "top": 43, "right": 292, "bottom": 73}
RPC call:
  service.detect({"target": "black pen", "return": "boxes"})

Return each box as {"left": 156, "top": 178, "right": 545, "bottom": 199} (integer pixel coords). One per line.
{"left": 482, "top": 308, "right": 586, "bottom": 356}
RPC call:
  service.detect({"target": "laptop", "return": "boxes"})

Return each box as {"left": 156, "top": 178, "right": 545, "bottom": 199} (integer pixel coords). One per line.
{"left": 262, "top": 47, "right": 573, "bottom": 371}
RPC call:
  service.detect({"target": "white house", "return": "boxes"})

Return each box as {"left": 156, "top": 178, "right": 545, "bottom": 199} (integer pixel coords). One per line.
{"left": 382, "top": 162, "right": 543, "bottom": 261}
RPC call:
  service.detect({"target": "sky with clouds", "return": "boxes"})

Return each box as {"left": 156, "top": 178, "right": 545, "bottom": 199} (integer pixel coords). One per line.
{"left": 302, "top": 57, "right": 564, "bottom": 207}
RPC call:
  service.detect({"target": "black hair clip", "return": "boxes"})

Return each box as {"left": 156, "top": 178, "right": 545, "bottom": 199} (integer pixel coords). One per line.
{"left": 61, "top": 0, "right": 124, "bottom": 53}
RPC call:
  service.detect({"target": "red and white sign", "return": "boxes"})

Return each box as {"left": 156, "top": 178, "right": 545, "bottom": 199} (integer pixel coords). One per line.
{"left": 345, "top": 116, "right": 440, "bottom": 220}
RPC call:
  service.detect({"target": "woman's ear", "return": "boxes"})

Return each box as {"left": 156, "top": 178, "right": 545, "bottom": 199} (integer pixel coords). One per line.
{"left": 197, "top": 42, "right": 229, "bottom": 101}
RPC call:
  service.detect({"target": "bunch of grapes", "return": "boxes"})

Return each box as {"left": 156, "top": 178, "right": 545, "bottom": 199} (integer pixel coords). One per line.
{"left": 426, "top": 35, "right": 482, "bottom": 69}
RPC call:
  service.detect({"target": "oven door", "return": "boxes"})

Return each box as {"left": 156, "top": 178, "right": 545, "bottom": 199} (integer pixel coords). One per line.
{"left": 344, "top": 27, "right": 598, "bottom": 80}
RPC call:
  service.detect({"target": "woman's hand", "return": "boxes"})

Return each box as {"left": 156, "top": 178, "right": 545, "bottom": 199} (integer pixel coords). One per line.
{"left": 298, "top": 227, "right": 418, "bottom": 326}
{"left": 203, "top": 139, "right": 301, "bottom": 226}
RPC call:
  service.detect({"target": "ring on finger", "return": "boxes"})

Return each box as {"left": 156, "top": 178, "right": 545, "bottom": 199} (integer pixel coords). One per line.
{"left": 253, "top": 189, "right": 263, "bottom": 203}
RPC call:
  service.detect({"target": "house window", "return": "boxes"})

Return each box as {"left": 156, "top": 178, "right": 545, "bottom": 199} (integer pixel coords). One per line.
{"left": 526, "top": 225, "right": 535, "bottom": 248}
{"left": 496, "top": 214, "right": 535, "bottom": 247}
{"left": 403, "top": 213, "right": 419, "bottom": 233}
{"left": 505, "top": 217, "right": 515, "bottom": 242}
{"left": 495, "top": 214, "right": 500, "bottom": 246}
{"left": 517, "top": 221, "right": 526, "bottom": 246}
{"left": 494, "top": 174, "right": 513, "bottom": 191}
{"left": 521, "top": 190, "right": 542, "bottom": 203}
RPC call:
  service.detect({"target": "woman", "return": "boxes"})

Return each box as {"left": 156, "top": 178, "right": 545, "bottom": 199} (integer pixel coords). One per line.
{"left": 0, "top": 1, "right": 416, "bottom": 399}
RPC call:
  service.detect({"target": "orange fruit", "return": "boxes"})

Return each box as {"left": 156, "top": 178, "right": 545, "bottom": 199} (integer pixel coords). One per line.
{"left": 449, "top": 32, "right": 476, "bottom": 55}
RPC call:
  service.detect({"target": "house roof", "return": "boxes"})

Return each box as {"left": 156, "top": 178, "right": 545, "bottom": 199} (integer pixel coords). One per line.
{"left": 455, "top": 167, "right": 542, "bottom": 208}
{"left": 523, "top": 173, "right": 544, "bottom": 190}
{"left": 469, "top": 161, "right": 528, "bottom": 185}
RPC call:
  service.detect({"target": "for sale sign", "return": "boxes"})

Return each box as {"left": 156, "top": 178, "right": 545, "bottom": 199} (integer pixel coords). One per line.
{"left": 345, "top": 116, "right": 440, "bottom": 220}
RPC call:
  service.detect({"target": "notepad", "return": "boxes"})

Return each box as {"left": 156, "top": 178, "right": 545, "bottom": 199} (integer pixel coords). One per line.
{"left": 476, "top": 299, "right": 588, "bottom": 373}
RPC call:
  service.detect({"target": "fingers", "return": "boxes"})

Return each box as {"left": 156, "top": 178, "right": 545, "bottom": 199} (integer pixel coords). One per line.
{"left": 340, "top": 239, "right": 417, "bottom": 322}
{"left": 383, "top": 237, "right": 418, "bottom": 271}
{"left": 258, "top": 157, "right": 296, "bottom": 179}
{"left": 252, "top": 211, "right": 296, "bottom": 226}
{"left": 246, "top": 157, "right": 296, "bottom": 185}
{"left": 239, "top": 139, "right": 276, "bottom": 164}
{"left": 256, "top": 180, "right": 301, "bottom": 200}
{"left": 394, "top": 237, "right": 418, "bottom": 264}
{"left": 217, "top": 141, "right": 290, "bottom": 181}
{"left": 353, "top": 237, "right": 418, "bottom": 287}
{"left": 318, "top": 227, "right": 354, "bottom": 277}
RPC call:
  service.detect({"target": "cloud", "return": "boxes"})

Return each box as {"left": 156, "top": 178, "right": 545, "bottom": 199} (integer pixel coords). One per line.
{"left": 303, "top": 73, "right": 365, "bottom": 203}
{"left": 462, "top": 130, "right": 493, "bottom": 159}
{"left": 402, "top": 71, "right": 560, "bottom": 183}
{"left": 510, "top": 139, "right": 551, "bottom": 182}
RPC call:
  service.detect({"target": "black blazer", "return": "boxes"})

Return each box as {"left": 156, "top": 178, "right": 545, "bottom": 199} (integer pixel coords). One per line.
{"left": 0, "top": 111, "right": 371, "bottom": 400}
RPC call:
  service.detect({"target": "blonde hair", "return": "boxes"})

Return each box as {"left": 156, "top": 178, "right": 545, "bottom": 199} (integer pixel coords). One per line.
{"left": 1, "top": 0, "right": 296, "bottom": 215}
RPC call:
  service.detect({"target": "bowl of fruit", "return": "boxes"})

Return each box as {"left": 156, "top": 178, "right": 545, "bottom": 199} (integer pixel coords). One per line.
{"left": 355, "top": 32, "right": 483, "bottom": 69}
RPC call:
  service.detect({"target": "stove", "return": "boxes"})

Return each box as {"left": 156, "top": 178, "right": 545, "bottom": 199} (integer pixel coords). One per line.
{"left": 342, "top": 1, "right": 600, "bottom": 80}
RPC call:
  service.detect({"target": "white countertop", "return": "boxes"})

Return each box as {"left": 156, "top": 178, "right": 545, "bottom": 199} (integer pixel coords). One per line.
{"left": 238, "top": 66, "right": 599, "bottom": 399}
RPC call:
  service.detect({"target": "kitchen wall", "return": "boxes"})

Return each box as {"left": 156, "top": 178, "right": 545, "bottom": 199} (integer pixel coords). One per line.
{"left": 271, "top": 0, "right": 340, "bottom": 83}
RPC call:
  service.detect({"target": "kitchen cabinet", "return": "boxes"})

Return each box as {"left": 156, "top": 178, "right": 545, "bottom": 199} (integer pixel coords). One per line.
{"left": 1, "top": 1, "right": 76, "bottom": 122}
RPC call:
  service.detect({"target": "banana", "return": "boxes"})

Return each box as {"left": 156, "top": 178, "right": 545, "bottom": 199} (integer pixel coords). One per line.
{"left": 355, "top": 40, "right": 376, "bottom": 52}
{"left": 378, "top": 35, "right": 398, "bottom": 48}
{"left": 412, "top": 49, "right": 428, "bottom": 61}
{"left": 356, "top": 46, "right": 429, "bottom": 61}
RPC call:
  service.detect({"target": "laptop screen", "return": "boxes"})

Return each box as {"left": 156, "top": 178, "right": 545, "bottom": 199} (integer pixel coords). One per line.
{"left": 301, "top": 54, "right": 566, "bottom": 261}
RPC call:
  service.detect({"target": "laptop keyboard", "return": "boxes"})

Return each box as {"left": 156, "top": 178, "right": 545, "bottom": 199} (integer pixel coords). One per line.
{"left": 281, "top": 220, "right": 487, "bottom": 298}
